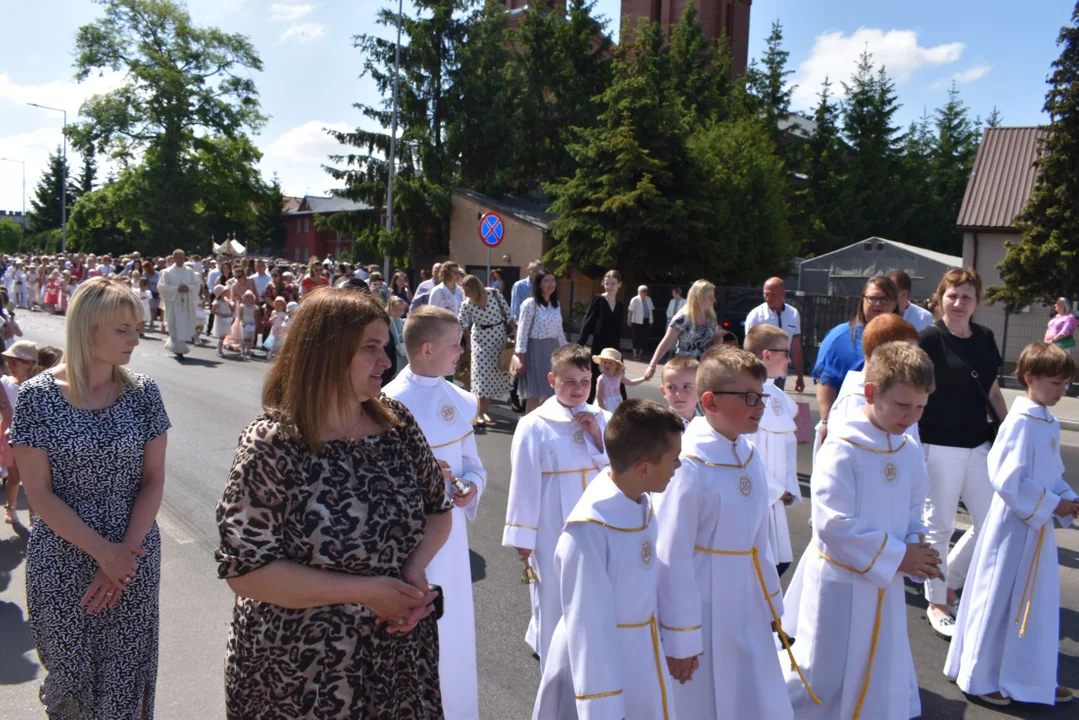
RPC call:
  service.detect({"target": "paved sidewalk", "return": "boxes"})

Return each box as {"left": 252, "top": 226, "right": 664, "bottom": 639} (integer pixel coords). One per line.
{"left": 623, "top": 359, "right": 1079, "bottom": 432}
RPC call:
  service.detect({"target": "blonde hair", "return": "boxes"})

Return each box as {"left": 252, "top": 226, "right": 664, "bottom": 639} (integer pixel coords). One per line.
{"left": 262, "top": 287, "right": 400, "bottom": 454}
{"left": 460, "top": 274, "right": 486, "bottom": 303}
{"left": 696, "top": 346, "right": 766, "bottom": 399}
{"left": 743, "top": 324, "right": 789, "bottom": 357}
{"left": 682, "top": 279, "right": 717, "bottom": 330}
{"left": 865, "top": 342, "right": 936, "bottom": 396}
{"left": 402, "top": 305, "right": 459, "bottom": 355}
{"left": 64, "top": 277, "right": 143, "bottom": 405}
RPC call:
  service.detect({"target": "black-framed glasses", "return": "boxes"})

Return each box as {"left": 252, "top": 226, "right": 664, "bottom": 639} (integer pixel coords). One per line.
{"left": 713, "top": 390, "right": 771, "bottom": 407}
{"left": 862, "top": 295, "right": 895, "bottom": 306}
{"left": 765, "top": 348, "right": 790, "bottom": 357}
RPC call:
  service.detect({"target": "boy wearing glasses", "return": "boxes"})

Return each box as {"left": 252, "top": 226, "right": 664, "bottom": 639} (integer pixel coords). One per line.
{"left": 655, "top": 346, "right": 802, "bottom": 719}
{"left": 781, "top": 343, "right": 941, "bottom": 720}
{"left": 744, "top": 325, "right": 801, "bottom": 577}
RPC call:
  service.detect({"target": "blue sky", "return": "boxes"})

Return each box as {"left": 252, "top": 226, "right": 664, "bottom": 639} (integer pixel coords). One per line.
{"left": 0, "top": 0, "right": 1074, "bottom": 214}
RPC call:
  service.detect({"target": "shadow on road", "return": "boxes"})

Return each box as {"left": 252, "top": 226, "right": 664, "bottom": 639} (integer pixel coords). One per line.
{"left": 918, "top": 688, "right": 968, "bottom": 719}
{"left": 0, "top": 533, "right": 37, "bottom": 686}
{"left": 469, "top": 550, "right": 486, "bottom": 583}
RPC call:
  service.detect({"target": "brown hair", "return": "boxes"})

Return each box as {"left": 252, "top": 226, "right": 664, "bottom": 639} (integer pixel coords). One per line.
{"left": 696, "top": 346, "right": 767, "bottom": 399}
{"left": 550, "top": 344, "right": 592, "bottom": 374}
{"left": 865, "top": 342, "right": 936, "bottom": 396}
{"left": 861, "top": 314, "right": 919, "bottom": 362}
{"left": 605, "top": 399, "right": 685, "bottom": 473}
{"left": 743, "top": 324, "right": 789, "bottom": 357}
{"left": 262, "top": 287, "right": 400, "bottom": 453}
{"left": 1015, "top": 342, "right": 1076, "bottom": 387}
{"left": 402, "top": 305, "right": 459, "bottom": 355}
{"left": 604, "top": 269, "right": 623, "bottom": 284}
{"left": 460, "top": 274, "right": 486, "bottom": 303}
{"left": 36, "top": 346, "right": 63, "bottom": 370}
{"left": 662, "top": 355, "right": 699, "bottom": 377}
{"left": 369, "top": 271, "right": 384, "bottom": 283}
{"left": 850, "top": 275, "right": 901, "bottom": 346}
{"left": 886, "top": 270, "right": 912, "bottom": 294}
{"left": 934, "top": 267, "right": 982, "bottom": 305}
{"left": 439, "top": 262, "right": 461, "bottom": 284}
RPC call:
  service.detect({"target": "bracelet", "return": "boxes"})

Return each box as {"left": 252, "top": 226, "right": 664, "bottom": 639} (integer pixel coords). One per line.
{"left": 820, "top": 420, "right": 828, "bottom": 426}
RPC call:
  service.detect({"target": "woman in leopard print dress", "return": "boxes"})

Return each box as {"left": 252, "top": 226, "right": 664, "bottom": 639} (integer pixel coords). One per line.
{"left": 216, "top": 287, "right": 452, "bottom": 719}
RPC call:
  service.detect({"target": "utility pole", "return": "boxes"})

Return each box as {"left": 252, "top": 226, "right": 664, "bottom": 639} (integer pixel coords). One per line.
{"left": 28, "top": 103, "right": 67, "bottom": 252}
{"left": 384, "top": 0, "right": 403, "bottom": 279}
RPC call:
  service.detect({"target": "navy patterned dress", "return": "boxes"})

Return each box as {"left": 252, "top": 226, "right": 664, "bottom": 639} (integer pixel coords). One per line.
{"left": 11, "top": 371, "right": 171, "bottom": 719}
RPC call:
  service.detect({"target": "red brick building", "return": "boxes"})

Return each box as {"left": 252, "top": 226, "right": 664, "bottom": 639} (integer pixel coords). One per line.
{"left": 621, "top": 0, "right": 752, "bottom": 78}
{"left": 282, "top": 195, "right": 376, "bottom": 263}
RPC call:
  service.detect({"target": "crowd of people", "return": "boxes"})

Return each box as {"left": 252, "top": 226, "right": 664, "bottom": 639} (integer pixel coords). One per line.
{"left": 2, "top": 251, "right": 1078, "bottom": 720}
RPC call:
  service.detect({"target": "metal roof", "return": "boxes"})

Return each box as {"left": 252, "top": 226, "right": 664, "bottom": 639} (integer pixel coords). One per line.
{"left": 453, "top": 188, "right": 557, "bottom": 231}
{"left": 282, "top": 195, "right": 373, "bottom": 216}
{"left": 799, "top": 237, "right": 962, "bottom": 268}
{"left": 956, "top": 127, "right": 1045, "bottom": 231}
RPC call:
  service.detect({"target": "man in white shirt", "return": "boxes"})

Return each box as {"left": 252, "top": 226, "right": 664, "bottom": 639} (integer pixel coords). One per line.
{"left": 414, "top": 262, "right": 441, "bottom": 298}
{"left": 626, "top": 285, "right": 654, "bottom": 360}
{"left": 744, "top": 277, "right": 805, "bottom": 392}
{"left": 887, "top": 270, "right": 934, "bottom": 332}
{"left": 96, "top": 254, "right": 116, "bottom": 276}
{"left": 252, "top": 259, "right": 272, "bottom": 297}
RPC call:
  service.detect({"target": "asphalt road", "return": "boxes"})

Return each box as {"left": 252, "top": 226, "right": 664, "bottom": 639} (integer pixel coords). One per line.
{"left": 1, "top": 310, "right": 1077, "bottom": 719}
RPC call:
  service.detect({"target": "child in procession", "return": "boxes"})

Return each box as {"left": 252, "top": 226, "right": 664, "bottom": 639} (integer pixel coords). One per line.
{"left": 744, "top": 324, "right": 801, "bottom": 577}
{"left": 383, "top": 305, "right": 487, "bottom": 719}
{"left": 239, "top": 290, "right": 260, "bottom": 359}
{"left": 262, "top": 296, "right": 288, "bottom": 361}
{"left": 2, "top": 340, "right": 41, "bottom": 526}
{"left": 532, "top": 399, "right": 684, "bottom": 720}
{"left": 212, "top": 285, "right": 233, "bottom": 357}
{"left": 504, "top": 344, "right": 612, "bottom": 671}
{"left": 138, "top": 278, "right": 153, "bottom": 332}
{"left": 660, "top": 356, "right": 699, "bottom": 428}
{"left": 781, "top": 342, "right": 942, "bottom": 720}
{"left": 654, "top": 346, "right": 798, "bottom": 719}
{"left": 592, "top": 348, "right": 646, "bottom": 413}
{"left": 944, "top": 342, "right": 1078, "bottom": 707}
{"left": 42, "top": 270, "right": 62, "bottom": 314}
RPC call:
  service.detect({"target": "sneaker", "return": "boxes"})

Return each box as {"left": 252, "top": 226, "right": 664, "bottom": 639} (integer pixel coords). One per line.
{"left": 1057, "top": 687, "right": 1074, "bottom": 704}
{"left": 979, "top": 692, "right": 1011, "bottom": 706}
{"left": 216, "top": 350, "right": 224, "bottom": 358}
{"left": 926, "top": 607, "right": 955, "bottom": 639}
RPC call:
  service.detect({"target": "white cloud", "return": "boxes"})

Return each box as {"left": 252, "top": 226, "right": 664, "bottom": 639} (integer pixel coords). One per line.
{"left": 791, "top": 28, "right": 965, "bottom": 109}
{"left": 271, "top": 3, "right": 317, "bottom": 22}
{"left": 268, "top": 121, "right": 353, "bottom": 162}
{"left": 0, "top": 129, "right": 86, "bottom": 214}
{"left": 930, "top": 64, "right": 991, "bottom": 90}
{"left": 279, "top": 22, "right": 325, "bottom": 44}
{"left": 0, "top": 70, "right": 126, "bottom": 114}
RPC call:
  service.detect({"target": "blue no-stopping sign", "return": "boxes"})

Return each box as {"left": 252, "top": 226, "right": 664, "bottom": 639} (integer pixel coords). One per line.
{"left": 479, "top": 212, "right": 505, "bottom": 247}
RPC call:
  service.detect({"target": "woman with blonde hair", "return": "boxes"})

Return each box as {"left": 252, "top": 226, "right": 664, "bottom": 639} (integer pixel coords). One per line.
{"left": 643, "top": 279, "right": 720, "bottom": 380}
{"left": 11, "top": 276, "right": 170, "bottom": 717}
{"left": 459, "top": 274, "right": 514, "bottom": 425}
{"left": 216, "top": 286, "right": 451, "bottom": 718}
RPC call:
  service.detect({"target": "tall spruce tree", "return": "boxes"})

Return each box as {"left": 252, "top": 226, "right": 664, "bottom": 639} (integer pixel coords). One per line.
{"left": 747, "top": 21, "right": 795, "bottom": 145}
{"left": 28, "top": 146, "right": 72, "bottom": 235}
{"left": 989, "top": 2, "right": 1079, "bottom": 305}
{"left": 927, "top": 84, "right": 980, "bottom": 254}
{"left": 72, "top": 149, "right": 97, "bottom": 204}
{"left": 986, "top": 106, "right": 1003, "bottom": 127}
{"left": 896, "top": 110, "right": 936, "bottom": 246}
{"left": 794, "top": 78, "right": 847, "bottom": 256}
{"left": 668, "top": 0, "right": 730, "bottom": 125}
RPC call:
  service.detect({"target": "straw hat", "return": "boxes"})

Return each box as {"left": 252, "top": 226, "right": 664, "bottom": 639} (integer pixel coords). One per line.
{"left": 592, "top": 348, "right": 624, "bottom": 367}
{"left": 2, "top": 340, "right": 39, "bottom": 363}
{"left": 213, "top": 285, "right": 227, "bottom": 298}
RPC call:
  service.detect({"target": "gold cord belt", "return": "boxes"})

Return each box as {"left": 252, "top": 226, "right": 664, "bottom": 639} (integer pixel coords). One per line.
{"left": 543, "top": 467, "right": 596, "bottom": 490}
{"left": 607, "top": 614, "right": 671, "bottom": 719}
{"left": 694, "top": 545, "right": 820, "bottom": 705}
{"left": 1016, "top": 524, "right": 1046, "bottom": 638}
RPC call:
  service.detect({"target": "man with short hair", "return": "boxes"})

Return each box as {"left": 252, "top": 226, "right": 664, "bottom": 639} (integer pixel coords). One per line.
{"left": 886, "top": 269, "right": 934, "bottom": 332}
{"left": 252, "top": 259, "right": 271, "bottom": 297}
{"left": 511, "top": 260, "right": 542, "bottom": 321}
{"left": 157, "top": 249, "right": 202, "bottom": 358}
{"left": 744, "top": 277, "right": 805, "bottom": 392}
{"left": 415, "top": 262, "right": 441, "bottom": 298}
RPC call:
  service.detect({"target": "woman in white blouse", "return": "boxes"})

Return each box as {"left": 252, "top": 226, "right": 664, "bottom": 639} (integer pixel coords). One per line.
{"left": 514, "top": 270, "right": 567, "bottom": 413}
{"left": 428, "top": 262, "right": 464, "bottom": 316}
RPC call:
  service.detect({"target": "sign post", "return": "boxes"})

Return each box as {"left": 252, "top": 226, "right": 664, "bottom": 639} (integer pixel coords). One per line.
{"left": 478, "top": 211, "right": 505, "bottom": 286}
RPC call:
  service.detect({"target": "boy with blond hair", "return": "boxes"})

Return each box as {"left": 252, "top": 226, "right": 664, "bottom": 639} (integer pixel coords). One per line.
{"left": 655, "top": 346, "right": 806, "bottom": 719}
{"left": 660, "top": 356, "right": 699, "bottom": 428}
{"left": 744, "top": 324, "right": 801, "bottom": 576}
{"left": 782, "top": 342, "right": 942, "bottom": 720}
{"left": 504, "top": 344, "right": 612, "bottom": 669}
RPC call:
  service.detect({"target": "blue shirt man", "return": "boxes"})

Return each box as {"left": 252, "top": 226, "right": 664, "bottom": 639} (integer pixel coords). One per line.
{"left": 511, "top": 260, "right": 542, "bottom": 321}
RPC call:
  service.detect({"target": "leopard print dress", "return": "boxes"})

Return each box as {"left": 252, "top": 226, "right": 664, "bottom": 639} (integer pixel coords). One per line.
{"left": 215, "top": 397, "right": 451, "bottom": 719}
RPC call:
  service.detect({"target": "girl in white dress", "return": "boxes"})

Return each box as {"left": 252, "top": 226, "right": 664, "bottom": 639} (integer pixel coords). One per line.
{"left": 212, "top": 285, "right": 234, "bottom": 357}
{"left": 262, "top": 297, "right": 288, "bottom": 360}
{"left": 239, "top": 290, "right": 260, "bottom": 359}
{"left": 592, "top": 348, "right": 645, "bottom": 413}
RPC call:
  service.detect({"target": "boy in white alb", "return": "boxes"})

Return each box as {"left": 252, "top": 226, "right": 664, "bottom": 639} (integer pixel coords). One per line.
{"left": 504, "top": 344, "right": 612, "bottom": 670}
{"left": 744, "top": 325, "right": 801, "bottom": 576}
{"left": 383, "top": 306, "right": 487, "bottom": 720}
{"left": 782, "top": 343, "right": 942, "bottom": 720}
{"left": 533, "top": 400, "right": 684, "bottom": 720}
{"left": 945, "top": 342, "right": 1078, "bottom": 707}
{"left": 660, "top": 356, "right": 699, "bottom": 430}
{"left": 655, "top": 346, "right": 805, "bottom": 719}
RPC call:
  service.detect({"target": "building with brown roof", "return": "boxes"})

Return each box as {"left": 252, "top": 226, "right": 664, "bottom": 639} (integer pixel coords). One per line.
{"left": 957, "top": 126, "right": 1047, "bottom": 363}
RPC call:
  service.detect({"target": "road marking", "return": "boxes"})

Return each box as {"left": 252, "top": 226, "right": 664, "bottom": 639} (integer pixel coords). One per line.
{"left": 157, "top": 512, "right": 195, "bottom": 545}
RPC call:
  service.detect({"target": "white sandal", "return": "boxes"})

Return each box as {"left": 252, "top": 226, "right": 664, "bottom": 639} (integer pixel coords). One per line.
{"left": 926, "top": 607, "right": 955, "bottom": 639}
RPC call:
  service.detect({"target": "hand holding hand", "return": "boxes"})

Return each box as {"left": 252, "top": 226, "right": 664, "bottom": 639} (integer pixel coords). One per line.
{"left": 178, "top": 284, "right": 189, "bottom": 293}
{"left": 80, "top": 568, "right": 124, "bottom": 615}
{"left": 643, "top": 365, "right": 656, "bottom": 382}
{"left": 363, "top": 576, "right": 437, "bottom": 631}
{"left": 96, "top": 542, "right": 147, "bottom": 586}
{"left": 899, "top": 542, "right": 942, "bottom": 580}
{"left": 666, "top": 655, "right": 699, "bottom": 684}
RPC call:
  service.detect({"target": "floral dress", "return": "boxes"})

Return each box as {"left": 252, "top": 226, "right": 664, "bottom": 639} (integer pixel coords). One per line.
{"left": 215, "top": 397, "right": 452, "bottom": 719}
{"left": 11, "top": 372, "right": 171, "bottom": 719}
{"left": 669, "top": 311, "right": 717, "bottom": 359}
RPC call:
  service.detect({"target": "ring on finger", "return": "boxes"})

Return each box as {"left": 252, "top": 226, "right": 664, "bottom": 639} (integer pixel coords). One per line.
{"left": 397, "top": 619, "right": 406, "bottom": 626}
{"left": 106, "top": 591, "right": 115, "bottom": 597}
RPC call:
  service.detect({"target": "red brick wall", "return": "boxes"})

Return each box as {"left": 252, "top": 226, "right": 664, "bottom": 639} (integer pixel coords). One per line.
{"left": 620, "top": 0, "right": 751, "bottom": 79}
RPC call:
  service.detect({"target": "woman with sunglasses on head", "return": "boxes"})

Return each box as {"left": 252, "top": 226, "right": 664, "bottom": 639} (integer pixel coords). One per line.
{"left": 812, "top": 275, "right": 901, "bottom": 447}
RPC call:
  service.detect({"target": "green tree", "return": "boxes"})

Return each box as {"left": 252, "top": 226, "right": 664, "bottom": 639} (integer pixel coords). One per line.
{"left": 252, "top": 175, "right": 287, "bottom": 255}
{"left": 668, "top": 0, "right": 731, "bottom": 125}
{"left": 794, "top": 78, "right": 848, "bottom": 256}
{"left": 68, "top": 174, "right": 146, "bottom": 253}
{"left": 895, "top": 110, "right": 936, "bottom": 246}
{"left": 70, "top": 0, "right": 265, "bottom": 255}
{"left": 0, "top": 219, "right": 23, "bottom": 253}
{"left": 840, "top": 52, "right": 902, "bottom": 242}
{"left": 986, "top": 106, "right": 1003, "bottom": 128}
{"left": 72, "top": 149, "right": 97, "bottom": 203}
{"left": 747, "top": 20, "right": 795, "bottom": 144}
{"left": 926, "top": 84, "right": 980, "bottom": 254}
{"left": 989, "top": 2, "right": 1079, "bottom": 306}
{"left": 27, "top": 146, "right": 71, "bottom": 235}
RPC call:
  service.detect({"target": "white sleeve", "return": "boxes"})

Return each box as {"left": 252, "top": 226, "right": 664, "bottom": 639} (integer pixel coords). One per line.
{"left": 458, "top": 427, "right": 487, "bottom": 522}
{"left": 744, "top": 306, "right": 762, "bottom": 331}
{"left": 789, "top": 306, "right": 802, "bottom": 337}
{"left": 503, "top": 419, "right": 543, "bottom": 550}
{"left": 988, "top": 418, "right": 1061, "bottom": 530}
{"left": 515, "top": 300, "right": 534, "bottom": 352}
{"left": 655, "top": 463, "right": 705, "bottom": 658}
{"left": 813, "top": 443, "right": 907, "bottom": 589}
{"left": 558, "top": 525, "right": 627, "bottom": 720}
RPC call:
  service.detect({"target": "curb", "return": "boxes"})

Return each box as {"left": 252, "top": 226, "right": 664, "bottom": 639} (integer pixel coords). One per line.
{"left": 1061, "top": 419, "right": 1079, "bottom": 433}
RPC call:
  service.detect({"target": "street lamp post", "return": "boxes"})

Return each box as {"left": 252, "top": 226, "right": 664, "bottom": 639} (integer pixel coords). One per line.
{"left": 0, "top": 157, "right": 26, "bottom": 220}
{"left": 27, "top": 103, "right": 67, "bottom": 253}
{"left": 384, "top": 0, "right": 403, "bottom": 279}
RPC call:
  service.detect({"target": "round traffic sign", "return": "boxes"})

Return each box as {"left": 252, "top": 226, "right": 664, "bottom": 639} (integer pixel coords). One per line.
{"left": 479, "top": 212, "right": 505, "bottom": 247}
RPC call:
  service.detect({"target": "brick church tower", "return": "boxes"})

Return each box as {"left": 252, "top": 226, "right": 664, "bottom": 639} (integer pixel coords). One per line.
{"left": 621, "top": 0, "right": 752, "bottom": 79}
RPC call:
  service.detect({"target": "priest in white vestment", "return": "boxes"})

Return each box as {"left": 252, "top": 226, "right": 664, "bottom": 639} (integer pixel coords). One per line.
{"left": 945, "top": 395, "right": 1077, "bottom": 706}
{"left": 156, "top": 249, "right": 201, "bottom": 356}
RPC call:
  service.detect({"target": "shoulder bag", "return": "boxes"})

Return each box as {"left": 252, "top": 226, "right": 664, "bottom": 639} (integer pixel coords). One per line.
{"left": 929, "top": 324, "right": 1003, "bottom": 440}
{"left": 495, "top": 291, "right": 516, "bottom": 374}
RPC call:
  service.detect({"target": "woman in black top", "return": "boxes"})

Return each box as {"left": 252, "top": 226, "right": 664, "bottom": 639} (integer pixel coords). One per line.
{"left": 917, "top": 268, "right": 1008, "bottom": 638}
{"left": 577, "top": 269, "right": 626, "bottom": 403}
